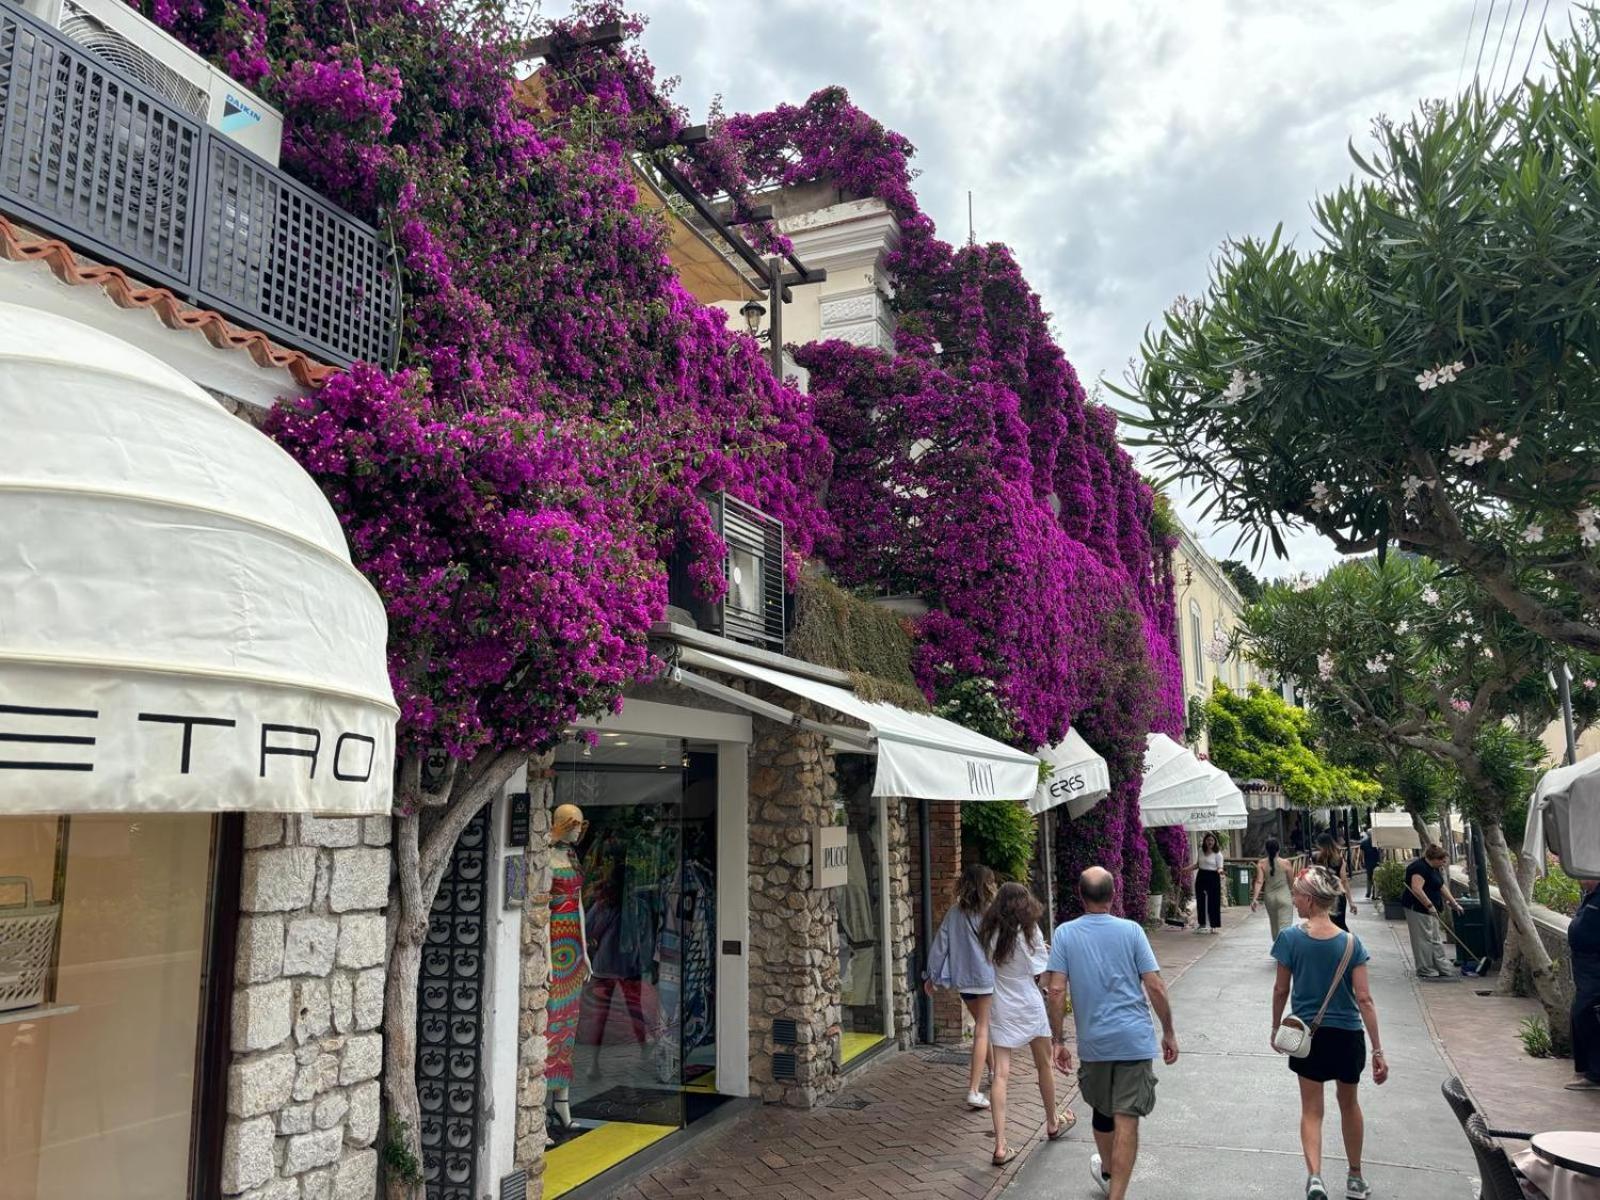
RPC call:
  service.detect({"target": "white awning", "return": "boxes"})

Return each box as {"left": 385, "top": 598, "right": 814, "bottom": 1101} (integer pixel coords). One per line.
{"left": 671, "top": 648, "right": 1039, "bottom": 801}
{"left": 1139, "top": 733, "right": 1218, "bottom": 828}
{"left": 1240, "top": 781, "right": 1288, "bottom": 811}
{"left": 1030, "top": 727, "right": 1111, "bottom": 817}
{"left": 1187, "top": 769, "right": 1248, "bottom": 832}
{"left": 1526, "top": 755, "right": 1600, "bottom": 880}
{"left": 0, "top": 304, "right": 396, "bottom": 815}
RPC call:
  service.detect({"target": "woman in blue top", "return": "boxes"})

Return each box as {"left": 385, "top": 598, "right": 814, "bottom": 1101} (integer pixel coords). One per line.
{"left": 1270, "top": 865, "right": 1388, "bottom": 1200}
{"left": 924, "top": 864, "right": 998, "bottom": 1110}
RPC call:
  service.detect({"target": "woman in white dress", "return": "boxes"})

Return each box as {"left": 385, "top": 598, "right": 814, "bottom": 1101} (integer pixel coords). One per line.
{"left": 978, "top": 882, "right": 1073, "bottom": 1166}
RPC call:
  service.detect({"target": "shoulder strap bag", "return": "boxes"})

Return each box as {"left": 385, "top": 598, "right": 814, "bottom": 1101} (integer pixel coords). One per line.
{"left": 1273, "top": 932, "right": 1357, "bottom": 1058}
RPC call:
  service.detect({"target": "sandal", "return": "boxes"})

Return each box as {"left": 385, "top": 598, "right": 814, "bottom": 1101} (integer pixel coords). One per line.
{"left": 992, "top": 1147, "right": 1018, "bottom": 1167}
{"left": 1047, "top": 1107, "right": 1077, "bottom": 1139}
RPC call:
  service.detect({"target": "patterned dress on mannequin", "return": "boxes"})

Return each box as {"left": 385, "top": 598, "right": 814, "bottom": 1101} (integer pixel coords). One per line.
{"left": 545, "top": 854, "right": 585, "bottom": 1089}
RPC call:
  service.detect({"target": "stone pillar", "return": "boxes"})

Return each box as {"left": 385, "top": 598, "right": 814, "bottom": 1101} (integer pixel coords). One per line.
{"left": 224, "top": 814, "right": 390, "bottom": 1200}
{"left": 907, "top": 800, "right": 964, "bottom": 1043}
{"left": 747, "top": 710, "right": 843, "bottom": 1107}
{"left": 514, "top": 755, "right": 555, "bottom": 1198}
{"left": 884, "top": 797, "right": 916, "bottom": 1049}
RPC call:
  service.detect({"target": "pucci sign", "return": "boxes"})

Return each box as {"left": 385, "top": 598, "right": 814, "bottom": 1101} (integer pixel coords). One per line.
{"left": 813, "top": 825, "right": 849, "bottom": 889}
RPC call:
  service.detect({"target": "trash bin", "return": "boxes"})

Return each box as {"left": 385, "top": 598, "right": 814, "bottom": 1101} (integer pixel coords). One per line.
{"left": 1450, "top": 896, "right": 1491, "bottom": 964}
{"left": 1228, "top": 863, "right": 1255, "bottom": 907}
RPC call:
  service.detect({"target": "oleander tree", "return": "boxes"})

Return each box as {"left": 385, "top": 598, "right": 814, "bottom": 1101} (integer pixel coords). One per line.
{"left": 1121, "top": 21, "right": 1600, "bottom": 653}
{"left": 1243, "top": 556, "right": 1600, "bottom": 1042}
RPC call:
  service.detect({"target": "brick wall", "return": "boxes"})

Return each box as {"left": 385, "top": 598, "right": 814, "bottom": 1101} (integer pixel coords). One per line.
{"left": 224, "top": 814, "right": 389, "bottom": 1200}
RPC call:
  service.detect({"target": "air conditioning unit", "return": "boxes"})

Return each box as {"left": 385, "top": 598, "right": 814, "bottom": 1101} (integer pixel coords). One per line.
{"left": 21, "top": 0, "right": 284, "bottom": 165}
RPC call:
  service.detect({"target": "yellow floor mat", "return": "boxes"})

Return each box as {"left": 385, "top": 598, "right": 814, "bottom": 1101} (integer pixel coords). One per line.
{"left": 840, "top": 1031, "right": 886, "bottom": 1065}
{"left": 544, "top": 1122, "right": 677, "bottom": 1198}
{"left": 683, "top": 1068, "right": 717, "bottom": 1093}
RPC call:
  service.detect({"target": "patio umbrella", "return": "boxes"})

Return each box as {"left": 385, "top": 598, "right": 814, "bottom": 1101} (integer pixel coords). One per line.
{"left": 1187, "top": 769, "right": 1248, "bottom": 832}
{"left": 1525, "top": 755, "right": 1600, "bottom": 880}
{"left": 1139, "top": 734, "right": 1218, "bottom": 828}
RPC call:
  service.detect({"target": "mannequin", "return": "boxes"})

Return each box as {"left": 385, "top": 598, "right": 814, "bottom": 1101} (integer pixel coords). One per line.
{"left": 545, "top": 803, "right": 590, "bottom": 1134}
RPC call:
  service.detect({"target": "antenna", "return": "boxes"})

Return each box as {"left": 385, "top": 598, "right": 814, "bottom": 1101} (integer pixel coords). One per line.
{"left": 967, "top": 190, "right": 975, "bottom": 245}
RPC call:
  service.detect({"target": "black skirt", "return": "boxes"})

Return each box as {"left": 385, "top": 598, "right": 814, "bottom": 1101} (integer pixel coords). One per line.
{"left": 1288, "top": 1025, "right": 1366, "bottom": 1084}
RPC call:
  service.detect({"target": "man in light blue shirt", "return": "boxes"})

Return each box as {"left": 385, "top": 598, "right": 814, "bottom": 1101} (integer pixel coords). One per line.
{"left": 1046, "top": 866, "right": 1178, "bottom": 1200}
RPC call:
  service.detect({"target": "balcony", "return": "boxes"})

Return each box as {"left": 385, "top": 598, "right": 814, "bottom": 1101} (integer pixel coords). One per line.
{"left": 0, "top": 3, "right": 398, "bottom": 368}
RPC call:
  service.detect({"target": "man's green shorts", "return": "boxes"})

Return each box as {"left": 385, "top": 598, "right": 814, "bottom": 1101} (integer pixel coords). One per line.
{"left": 1077, "top": 1059, "right": 1158, "bottom": 1118}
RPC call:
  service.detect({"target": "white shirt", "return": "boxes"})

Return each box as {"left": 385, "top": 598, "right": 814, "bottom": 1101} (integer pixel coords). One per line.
{"left": 1197, "top": 850, "right": 1224, "bottom": 871}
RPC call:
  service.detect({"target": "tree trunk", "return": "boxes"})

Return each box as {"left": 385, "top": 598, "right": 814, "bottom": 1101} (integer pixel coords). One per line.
{"left": 1408, "top": 807, "right": 1431, "bottom": 851}
{"left": 1481, "top": 820, "right": 1572, "bottom": 1055}
{"left": 1495, "top": 848, "right": 1539, "bottom": 997}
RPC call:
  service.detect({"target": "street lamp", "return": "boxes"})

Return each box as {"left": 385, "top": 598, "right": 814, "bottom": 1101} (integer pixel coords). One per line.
{"left": 740, "top": 298, "right": 767, "bottom": 339}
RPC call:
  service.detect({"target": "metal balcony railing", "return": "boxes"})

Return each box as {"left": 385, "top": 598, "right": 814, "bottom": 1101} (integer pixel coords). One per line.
{"left": 0, "top": 4, "right": 398, "bottom": 368}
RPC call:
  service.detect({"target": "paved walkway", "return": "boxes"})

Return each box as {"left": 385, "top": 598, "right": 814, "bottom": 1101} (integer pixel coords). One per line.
{"left": 612, "top": 926, "right": 1220, "bottom": 1200}
{"left": 1003, "top": 901, "right": 1477, "bottom": 1200}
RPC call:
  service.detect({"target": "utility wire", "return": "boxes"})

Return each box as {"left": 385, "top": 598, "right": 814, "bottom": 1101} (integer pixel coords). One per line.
{"left": 1519, "top": 0, "right": 1555, "bottom": 85}
{"left": 1473, "top": 0, "right": 1499, "bottom": 88}
{"left": 1486, "top": 0, "right": 1518, "bottom": 87}
{"left": 1499, "top": 0, "right": 1535, "bottom": 96}
{"left": 1459, "top": 0, "right": 1482, "bottom": 91}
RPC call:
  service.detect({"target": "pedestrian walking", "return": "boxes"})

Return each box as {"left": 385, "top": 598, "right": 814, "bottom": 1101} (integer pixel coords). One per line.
{"left": 1045, "top": 867, "right": 1178, "bottom": 1199}
{"left": 1567, "top": 876, "right": 1600, "bottom": 1092}
{"left": 977, "top": 882, "right": 1072, "bottom": 1166}
{"left": 1313, "top": 832, "right": 1357, "bottom": 931}
{"left": 1191, "top": 832, "right": 1224, "bottom": 934}
{"left": 1359, "top": 829, "right": 1382, "bottom": 901}
{"left": 923, "top": 863, "right": 999, "bottom": 1110}
{"left": 1270, "top": 864, "right": 1388, "bottom": 1200}
{"left": 1401, "top": 843, "right": 1463, "bottom": 980}
{"left": 1251, "top": 836, "right": 1296, "bottom": 943}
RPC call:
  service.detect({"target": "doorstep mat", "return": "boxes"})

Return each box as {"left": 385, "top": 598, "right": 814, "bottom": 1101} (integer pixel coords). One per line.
{"left": 571, "top": 1085, "right": 684, "bottom": 1126}
{"left": 544, "top": 1122, "right": 676, "bottom": 1198}
{"left": 841, "top": 1031, "right": 886, "bottom": 1065}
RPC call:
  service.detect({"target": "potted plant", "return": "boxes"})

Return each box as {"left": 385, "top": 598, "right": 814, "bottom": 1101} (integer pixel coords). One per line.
{"left": 1147, "top": 839, "right": 1174, "bottom": 924}
{"left": 1373, "top": 860, "right": 1406, "bottom": 920}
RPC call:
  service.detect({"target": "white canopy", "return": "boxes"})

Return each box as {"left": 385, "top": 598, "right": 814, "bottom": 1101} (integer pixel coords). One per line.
{"left": 0, "top": 304, "right": 396, "bottom": 815}
{"left": 1369, "top": 811, "right": 1425, "bottom": 852}
{"left": 1139, "top": 733, "right": 1219, "bottom": 828}
{"left": 1187, "top": 769, "right": 1248, "bottom": 832}
{"left": 1030, "top": 727, "right": 1111, "bottom": 817}
{"left": 1240, "top": 781, "right": 1289, "bottom": 812}
{"left": 1526, "top": 755, "right": 1600, "bottom": 880}
{"left": 673, "top": 648, "right": 1040, "bottom": 801}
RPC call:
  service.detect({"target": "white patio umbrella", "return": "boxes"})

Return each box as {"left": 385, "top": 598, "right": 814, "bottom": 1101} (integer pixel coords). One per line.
{"left": 1187, "top": 768, "right": 1248, "bottom": 832}
{"left": 1525, "top": 755, "right": 1600, "bottom": 880}
{"left": 1139, "top": 734, "right": 1218, "bottom": 828}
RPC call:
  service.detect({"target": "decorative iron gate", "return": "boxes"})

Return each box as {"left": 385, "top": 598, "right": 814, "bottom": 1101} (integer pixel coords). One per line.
{"left": 416, "top": 808, "right": 489, "bottom": 1200}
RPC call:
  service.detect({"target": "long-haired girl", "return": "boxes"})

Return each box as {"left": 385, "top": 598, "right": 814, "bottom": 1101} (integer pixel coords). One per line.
{"left": 924, "top": 863, "right": 999, "bottom": 1109}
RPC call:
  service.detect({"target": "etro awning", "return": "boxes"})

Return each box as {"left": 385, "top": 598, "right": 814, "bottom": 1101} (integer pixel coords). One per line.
{"left": 1030, "top": 727, "right": 1111, "bottom": 818}
{"left": 670, "top": 647, "right": 1039, "bottom": 801}
{"left": 0, "top": 304, "right": 396, "bottom": 815}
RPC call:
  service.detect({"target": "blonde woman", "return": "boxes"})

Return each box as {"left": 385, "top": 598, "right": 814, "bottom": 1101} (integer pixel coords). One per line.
{"left": 1270, "top": 865, "right": 1388, "bottom": 1200}
{"left": 924, "top": 864, "right": 999, "bottom": 1109}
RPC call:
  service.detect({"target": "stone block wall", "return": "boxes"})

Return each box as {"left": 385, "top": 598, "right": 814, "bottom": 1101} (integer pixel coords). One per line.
{"left": 747, "top": 710, "right": 844, "bottom": 1107}
{"left": 885, "top": 797, "right": 916, "bottom": 1049}
{"left": 514, "top": 758, "right": 555, "bottom": 1197}
{"left": 225, "top": 814, "right": 390, "bottom": 1200}
{"left": 908, "top": 800, "right": 964, "bottom": 1043}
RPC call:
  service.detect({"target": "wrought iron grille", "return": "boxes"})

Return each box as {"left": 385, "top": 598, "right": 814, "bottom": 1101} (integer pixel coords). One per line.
{"left": 416, "top": 807, "right": 489, "bottom": 1200}
{"left": 0, "top": 3, "right": 397, "bottom": 367}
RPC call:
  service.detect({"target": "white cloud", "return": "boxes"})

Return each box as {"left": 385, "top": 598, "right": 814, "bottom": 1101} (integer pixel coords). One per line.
{"left": 548, "top": 0, "right": 1572, "bottom": 573}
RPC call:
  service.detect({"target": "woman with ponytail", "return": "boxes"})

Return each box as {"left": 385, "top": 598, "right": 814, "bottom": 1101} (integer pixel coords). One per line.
{"left": 1251, "top": 836, "right": 1296, "bottom": 943}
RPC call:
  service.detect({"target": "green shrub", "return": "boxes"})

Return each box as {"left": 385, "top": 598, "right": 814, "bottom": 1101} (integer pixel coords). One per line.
{"left": 961, "top": 800, "right": 1035, "bottom": 883}
{"left": 1519, "top": 1015, "right": 1553, "bottom": 1059}
{"left": 1373, "top": 860, "right": 1407, "bottom": 905}
{"left": 1533, "top": 863, "right": 1582, "bottom": 917}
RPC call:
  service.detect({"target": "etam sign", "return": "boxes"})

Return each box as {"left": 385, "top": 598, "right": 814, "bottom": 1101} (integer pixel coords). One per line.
{"left": 0, "top": 671, "right": 395, "bottom": 816}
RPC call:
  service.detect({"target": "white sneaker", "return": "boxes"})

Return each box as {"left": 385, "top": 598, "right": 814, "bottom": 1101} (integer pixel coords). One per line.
{"left": 1089, "top": 1152, "right": 1110, "bottom": 1195}
{"left": 1345, "top": 1175, "right": 1372, "bottom": 1199}
{"left": 965, "top": 1090, "right": 990, "bottom": 1110}
{"left": 1306, "top": 1175, "right": 1328, "bottom": 1200}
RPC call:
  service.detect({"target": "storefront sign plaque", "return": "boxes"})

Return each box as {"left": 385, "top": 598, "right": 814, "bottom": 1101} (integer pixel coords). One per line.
{"left": 813, "top": 825, "right": 848, "bottom": 889}
{"left": 506, "top": 791, "right": 531, "bottom": 848}
{"left": 503, "top": 854, "right": 527, "bottom": 909}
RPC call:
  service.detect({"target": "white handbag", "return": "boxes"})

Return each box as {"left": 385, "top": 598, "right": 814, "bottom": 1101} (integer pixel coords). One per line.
{"left": 1274, "top": 932, "right": 1357, "bottom": 1058}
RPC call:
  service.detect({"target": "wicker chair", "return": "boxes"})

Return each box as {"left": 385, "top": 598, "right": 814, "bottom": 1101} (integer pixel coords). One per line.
{"left": 1463, "top": 1115, "right": 1534, "bottom": 1200}
{"left": 1441, "top": 1076, "right": 1533, "bottom": 1141}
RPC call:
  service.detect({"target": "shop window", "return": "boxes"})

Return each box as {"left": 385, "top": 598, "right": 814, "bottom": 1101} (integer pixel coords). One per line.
{"left": 833, "top": 754, "right": 887, "bottom": 1064}
{"left": 0, "top": 814, "right": 221, "bottom": 1200}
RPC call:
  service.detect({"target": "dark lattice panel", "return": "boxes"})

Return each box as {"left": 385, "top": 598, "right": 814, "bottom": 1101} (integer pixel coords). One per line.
{"left": 721, "top": 493, "right": 786, "bottom": 651}
{"left": 417, "top": 808, "right": 489, "bottom": 1200}
{"left": 0, "top": 4, "right": 397, "bottom": 368}
{"left": 0, "top": 6, "right": 201, "bottom": 291}
{"left": 197, "top": 137, "right": 397, "bottom": 367}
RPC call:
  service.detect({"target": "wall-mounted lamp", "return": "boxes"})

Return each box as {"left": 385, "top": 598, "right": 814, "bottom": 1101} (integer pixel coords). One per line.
{"left": 740, "top": 298, "right": 767, "bottom": 338}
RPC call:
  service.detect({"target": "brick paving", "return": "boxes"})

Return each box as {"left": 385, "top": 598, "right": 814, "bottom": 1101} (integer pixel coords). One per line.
{"left": 611, "top": 924, "right": 1222, "bottom": 1200}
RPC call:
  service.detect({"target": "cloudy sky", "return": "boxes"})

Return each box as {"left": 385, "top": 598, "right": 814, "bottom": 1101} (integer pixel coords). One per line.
{"left": 548, "top": 0, "right": 1570, "bottom": 577}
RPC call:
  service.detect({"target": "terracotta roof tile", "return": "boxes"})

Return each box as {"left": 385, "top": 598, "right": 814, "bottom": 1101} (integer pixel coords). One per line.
{"left": 0, "top": 214, "right": 340, "bottom": 390}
